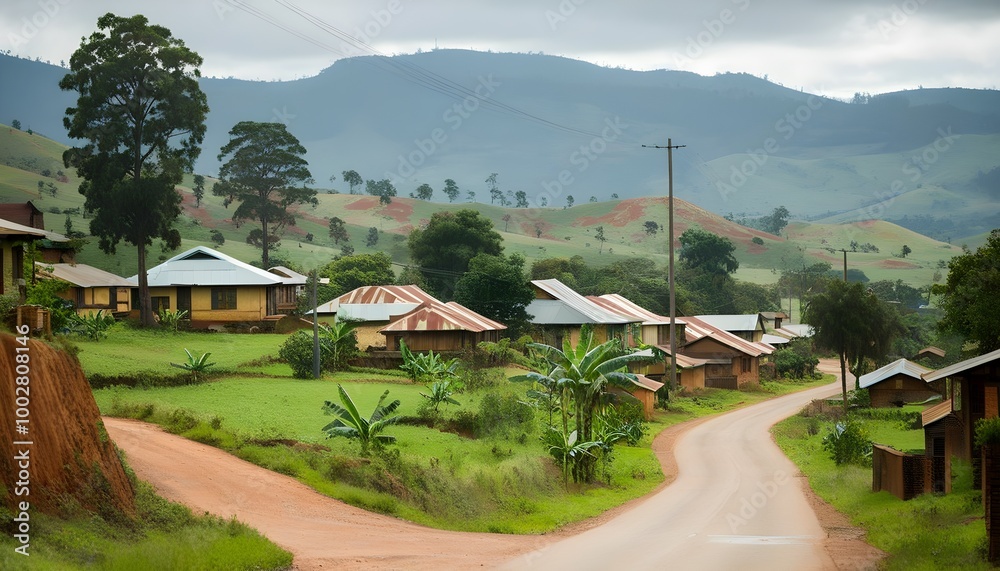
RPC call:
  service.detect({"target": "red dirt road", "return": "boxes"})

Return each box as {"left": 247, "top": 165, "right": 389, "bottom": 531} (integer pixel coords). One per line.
{"left": 105, "top": 361, "right": 881, "bottom": 570}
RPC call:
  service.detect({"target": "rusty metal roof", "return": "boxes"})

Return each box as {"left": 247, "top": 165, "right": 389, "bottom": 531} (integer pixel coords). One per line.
{"left": 641, "top": 346, "right": 711, "bottom": 369}
{"left": 380, "top": 301, "right": 506, "bottom": 333}
{"left": 588, "top": 294, "right": 672, "bottom": 325}
{"left": 631, "top": 374, "right": 665, "bottom": 393}
{"left": 337, "top": 284, "right": 437, "bottom": 305}
{"left": 922, "top": 399, "right": 954, "bottom": 427}
{"left": 36, "top": 262, "right": 133, "bottom": 288}
{"left": 681, "top": 316, "right": 772, "bottom": 357}
{"left": 923, "top": 347, "right": 1000, "bottom": 383}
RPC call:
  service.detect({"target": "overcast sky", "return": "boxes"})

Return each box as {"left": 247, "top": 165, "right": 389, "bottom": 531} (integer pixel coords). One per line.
{"left": 2, "top": 0, "right": 998, "bottom": 99}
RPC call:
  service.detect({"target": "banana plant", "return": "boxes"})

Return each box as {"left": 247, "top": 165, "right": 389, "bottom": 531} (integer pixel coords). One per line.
{"left": 170, "top": 349, "right": 216, "bottom": 382}
{"left": 419, "top": 380, "right": 460, "bottom": 412}
{"left": 322, "top": 385, "right": 401, "bottom": 456}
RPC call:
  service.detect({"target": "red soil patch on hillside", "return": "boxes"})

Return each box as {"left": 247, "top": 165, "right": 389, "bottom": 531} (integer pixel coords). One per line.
{"left": 344, "top": 196, "right": 379, "bottom": 210}
{"left": 576, "top": 200, "right": 647, "bottom": 227}
{"left": 341, "top": 196, "right": 414, "bottom": 223}
{"left": 881, "top": 259, "right": 918, "bottom": 269}
{"left": 180, "top": 192, "right": 215, "bottom": 227}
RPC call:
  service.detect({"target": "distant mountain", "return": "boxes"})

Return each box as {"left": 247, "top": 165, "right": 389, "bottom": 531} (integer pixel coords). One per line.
{"left": 3, "top": 50, "right": 998, "bottom": 239}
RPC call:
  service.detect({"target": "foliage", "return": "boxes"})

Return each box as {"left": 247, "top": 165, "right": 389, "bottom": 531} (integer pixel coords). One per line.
{"left": 279, "top": 330, "right": 325, "bottom": 379}
{"left": 461, "top": 338, "right": 527, "bottom": 370}
{"left": 278, "top": 323, "right": 358, "bottom": 378}
{"left": 365, "top": 178, "right": 396, "bottom": 205}
{"left": 868, "top": 279, "right": 926, "bottom": 310}
{"left": 327, "top": 216, "right": 350, "bottom": 245}
{"left": 365, "top": 226, "right": 379, "bottom": 247}
{"left": 644, "top": 220, "right": 659, "bottom": 235}
{"left": 772, "top": 339, "right": 820, "bottom": 379}
{"left": 442, "top": 178, "right": 460, "bottom": 202}
{"left": 821, "top": 420, "right": 872, "bottom": 466}
{"left": 419, "top": 380, "right": 460, "bottom": 412}
{"left": 936, "top": 229, "right": 1000, "bottom": 353}
{"left": 0, "top": 293, "right": 19, "bottom": 323}
{"left": 60, "top": 13, "right": 208, "bottom": 327}
{"left": 170, "top": 349, "right": 216, "bottom": 382}
{"left": 192, "top": 174, "right": 206, "bottom": 207}
{"left": 209, "top": 229, "right": 225, "bottom": 247}
{"left": 453, "top": 252, "right": 534, "bottom": 336}
{"left": 407, "top": 209, "right": 504, "bottom": 299}
{"left": 157, "top": 308, "right": 189, "bottom": 332}
{"left": 804, "top": 279, "right": 905, "bottom": 406}
{"left": 399, "top": 339, "right": 459, "bottom": 384}
{"left": 321, "top": 385, "right": 401, "bottom": 455}
{"left": 598, "top": 401, "right": 648, "bottom": 446}
{"left": 25, "top": 276, "right": 76, "bottom": 332}
{"left": 71, "top": 310, "right": 117, "bottom": 340}
{"left": 975, "top": 416, "right": 1000, "bottom": 447}
{"left": 316, "top": 252, "right": 395, "bottom": 303}
{"left": 679, "top": 228, "right": 739, "bottom": 275}
{"left": 214, "top": 121, "right": 316, "bottom": 268}
{"left": 341, "top": 169, "right": 363, "bottom": 194}
{"left": 412, "top": 183, "right": 434, "bottom": 200}
{"left": 475, "top": 390, "right": 535, "bottom": 439}
{"left": 545, "top": 428, "right": 599, "bottom": 488}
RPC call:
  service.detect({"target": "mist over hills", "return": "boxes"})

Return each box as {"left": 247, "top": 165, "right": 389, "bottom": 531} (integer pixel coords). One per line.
{"left": 2, "top": 49, "right": 998, "bottom": 239}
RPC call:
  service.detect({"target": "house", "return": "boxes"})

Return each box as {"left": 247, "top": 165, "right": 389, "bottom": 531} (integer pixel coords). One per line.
{"left": 606, "top": 374, "right": 664, "bottom": 421}
{"left": 922, "top": 348, "right": 1000, "bottom": 491}
{"left": 312, "top": 285, "right": 438, "bottom": 350}
{"left": 380, "top": 300, "right": 506, "bottom": 352}
{"left": 696, "top": 314, "right": 768, "bottom": 343}
{"left": 858, "top": 358, "right": 940, "bottom": 408}
{"left": 760, "top": 311, "right": 790, "bottom": 331}
{"left": 679, "top": 316, "right": 774, "bottom": 389}
{"left": 130, "top": 246, "right": 307, "bottom": 328}
{"left": 526, "top": 279, "right": 641, "bottom": 348}
{"left": 35, "top": 262, "right": 133, "bottom": 316}
{"left": 0, "top": 217, "right": 68, "bottom": 299}
{"left": 0, "top": 202, "right": 74, "bottom": 263}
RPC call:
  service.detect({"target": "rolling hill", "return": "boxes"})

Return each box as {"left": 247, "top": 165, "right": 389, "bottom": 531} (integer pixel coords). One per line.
{"left": 0, "top": 125, "right": 962, "bottom": 289}
{"left": 2, "top": 50, "right": 999, "bottom": 241}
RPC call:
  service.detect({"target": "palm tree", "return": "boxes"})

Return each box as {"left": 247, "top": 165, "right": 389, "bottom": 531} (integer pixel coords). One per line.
{"left": 516, "top": 329, "right": 651, "bottom": 483}
{"left": 321, "top": 385, "right": 401, "bottom": 456}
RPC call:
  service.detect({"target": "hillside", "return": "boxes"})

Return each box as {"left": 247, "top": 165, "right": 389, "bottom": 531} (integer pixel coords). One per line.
{"left": 2, "top": 50, "right": 999, "bottom": 240}
{"left": 0, "top": 125, "right": 961, "bottom": 288}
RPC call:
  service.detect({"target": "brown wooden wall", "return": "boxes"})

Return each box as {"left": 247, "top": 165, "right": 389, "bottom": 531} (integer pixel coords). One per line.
{"left": 872, "top": 444, "right": 927, "bottom": 500}
{"left": 869, "top": 375, "right": 942, "bottom": 407}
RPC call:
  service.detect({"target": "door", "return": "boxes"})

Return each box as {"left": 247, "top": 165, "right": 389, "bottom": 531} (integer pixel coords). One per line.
{"left": 176, "top": 287, "right": 192, "bottom": 315}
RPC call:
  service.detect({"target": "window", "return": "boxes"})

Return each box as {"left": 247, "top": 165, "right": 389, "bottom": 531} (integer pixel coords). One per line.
{"left": 211, "top": 287, "right": 237, "bottom": 310}
{"left": 151, "top": 297, "right": 170, "bottom": 313}
{"left": 741, "top": 357, "right": 752, "bottom": 373}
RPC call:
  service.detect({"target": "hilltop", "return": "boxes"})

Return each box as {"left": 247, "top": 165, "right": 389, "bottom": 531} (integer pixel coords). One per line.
{"left": 0, "top": 124, "right": 961, "bottom": 288}
{"left": 2, "top": 50, "right": 998, "bottom": 241}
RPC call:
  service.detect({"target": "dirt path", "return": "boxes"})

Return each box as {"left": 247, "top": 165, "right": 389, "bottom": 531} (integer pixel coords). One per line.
{"left": 104, "top": 363, "right": 883, "bottom": 570}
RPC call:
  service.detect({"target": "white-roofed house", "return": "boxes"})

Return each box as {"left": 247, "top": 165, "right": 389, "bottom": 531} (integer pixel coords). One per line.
{"left": 858, "top": 358, "right": 940, "bottom": 408}
{"left": 129, "top": 246, "right": 306, "bottom": 328}
{"left": 696, "top": 314, "right": 767, "bottom": 343}
{"left": 526, "top": 279, "right": 641, "bottom": 348}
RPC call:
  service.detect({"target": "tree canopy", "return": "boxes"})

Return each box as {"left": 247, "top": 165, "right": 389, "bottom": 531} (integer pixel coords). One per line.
{"left": 454, "top": 253, "right": 534, "bottom": 337}
{"left": 317, "top": 252, "right": 396, "bottom": 304}
{"left": 60, "top": 12, "right": 208, "bottom": 326}
{"left": 407, "top": 209, "right": 503, "bottom": 299}
{"left": 341, "top": 169, "right": 362, "bottom": 194}
{"left": 936, "top": 229, "right": 1000, "bottom": 354}
{"left": 678, "top": 228, "right": 739, "bottom": 275}
{"left": 442, "top": 178, "right": 460, "bottom": 203}
{"left": 365, "top": 178, "right": 396, "bottom": 205}
{"left": 214, "top": 121, "right": 316, "bottom": 268}
{"left": 804, "top": 279, "right": 905, "bottom": 407}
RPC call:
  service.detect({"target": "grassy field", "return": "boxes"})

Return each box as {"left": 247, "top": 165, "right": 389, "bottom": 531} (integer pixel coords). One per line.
{"left": 774, "top": 408, "right": 989, "bottom": 570}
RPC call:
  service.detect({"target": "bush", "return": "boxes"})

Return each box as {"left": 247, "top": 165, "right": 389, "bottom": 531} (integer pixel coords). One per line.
{"left": 975, "top": 417, "right": 1000, "bottom": 447}
{"left": 772, "top": 339, "right": 820, "bottom": 379}
{"left": 279, "top": 330, "right": 328, "bottom": 378}
{"left": 853, "top": 406, "right": 922, "bottom": 430}
{"left": 458, "top": 367, "right": 507, "bottom": 392}
{"left": 475, "top": 391, "right": 534, "bottom": 439}
{"left": 848, "top": 388, "right": 871, "bottom": 409}
{"left": 460, "top": 338, "right": 527, "bottom": 370}
{"left": 598, "top": 401, "right": 647, "bottom": 446}
{"left": 821, "top": 420, "right": 872, "bottom": 466}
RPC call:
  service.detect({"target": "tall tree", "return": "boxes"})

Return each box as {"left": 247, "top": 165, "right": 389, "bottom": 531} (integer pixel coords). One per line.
{"left": 644, "top": 221, "right": 659, "bottom": 236}
{"left": 192, "top": 174, "right": 205, "bottom": 207}
{"left": 804, "top": 280, "right": 905, "bottom": 408}
{"left": 936, "top": 229, "right": 1000, "bottom": 353}
{"left": 486, "top": 172, "right": 501, "bottom": 204}
{"left": 412, "top": 183, "right": 433, "bottom": 201}
{"left": 454, "top": 253, "right": 534, "bottom": 336}
{"left": 442, "top": 178, "right": 460, "bottom": 203}
{"left": 407, "top": 209, "right": 503, "bottom": 299}
{"left": 365, "top": 178, "right": 396, "bottom": 205}
{"left": 594, "top": 225, "right": 607, "bottom": 253}
{"left": 60, "top": 12, "right": 208, "bottom": 327}
{"left": 566, "top": 195, "right": 575, "bottom": 208}
{"left": 679, "top": 228, "right": 739, "bottom": 275}
{"left": 214, "top": 121, "right": 315, "bottom": 268}
{"left": 342, "top": 169, "right": 362, "bottom": 194}
{"left": 515, "top": 190, "right": 528, "bottom": 208}
{"left": 328, "top": 216, "right": 349, "bottom": 245}
{"left": 365, "top": 226, "right": 379, "bottom": 247}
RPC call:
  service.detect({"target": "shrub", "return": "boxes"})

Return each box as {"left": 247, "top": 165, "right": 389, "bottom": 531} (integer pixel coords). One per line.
{"left": 848, "top": 388, "right": 871, "bottom": 409}
{"left": 399, "top": 339, "right": 458, "bottom": 383}
{"left": 598, "top": 401, "right": 648, "bottom": 446}
{"left": 279, "top": 330, "right": 328, "bottom": 378}
{"left": 821, "top": 420, "right": 872, "bottom": 466}
{"left": 157, "top": 308, "right": 189, "bottom": 332}
{"left": 975, "top": 417, "right": 1000, "bottom": 447}
{"left": 458, "top": 367, "right": 507, "bottom": 392}
{"left": 475, "top": 391, "right": 534, "bottom": 439}
{"left": 71, "top": 310, "right": 117, "bottom": 340}
{"left": 461, "top": 338, "right": 527, "bottom": 370}
{"left": 772, "top": 339, "right": 820, "bottom": 379}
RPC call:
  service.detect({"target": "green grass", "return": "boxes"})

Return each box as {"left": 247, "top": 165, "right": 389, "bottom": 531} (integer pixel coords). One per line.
{"left": 0, "top": 481, "right": 291, "bottom": 571}
{"left": 774, "top": 411, "right": 989, "bottom": 570}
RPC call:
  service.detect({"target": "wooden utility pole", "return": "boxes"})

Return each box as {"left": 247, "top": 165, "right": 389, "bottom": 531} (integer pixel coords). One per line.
{"left": 643, "top": 139, "right": 686, "bottom": 392}
{"left": 840, "top": 249, "right": 848, "bottom": 281}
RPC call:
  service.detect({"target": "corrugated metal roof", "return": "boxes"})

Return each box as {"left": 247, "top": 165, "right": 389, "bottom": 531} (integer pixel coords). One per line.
{"left": 922, "top": 399, "right": 954, "bottom": 427}
{"left": 780, "top": 324, "right": 814, "bottom": 338}
{"left": 0, "top": 217, "right": 67, "bottom": 241}
{"left": 529, "top": 279, "right": 637, "bottom": 325}
{"left": 36, "top": 262, "right": 133, "bottom": 288}
{"left": 640, "top": 346, "right": 711, "bottom": 369}
{"left": 762, "top": 334, "right": 790, "bottom": 346}
{"left": 681, "top": 316, "right": 772, "bottom": 356}
{"left": 917, "top": 346, "right": 946, "bottom": 358}
{"left": 697, "top": 314, "right": 765, "bottom": 333}
{"left": 858, "top": 358, "right": 933, "bottom": 389}
{"left": 923, "top": 348, "right": 1000, "bottom": 382}
{"left": 631, "top": 374, "right": 664, "bottom": 393}
{"left": 588, "top": 294, "right": 671, "bottom": 325}
{"left": 133, "top": 246, "right": 283, "bottom": 287}
{"left": 339, "top": 303, "right": 421, "bottom": 322}
{"left": 380, "top": 301, "right": 506, "bottom": 333}
{"left": 337, "top": 284, "right": 437, "bottom": 305}
{"left": 267, "top": 266, "right": 315, "bottom": 285}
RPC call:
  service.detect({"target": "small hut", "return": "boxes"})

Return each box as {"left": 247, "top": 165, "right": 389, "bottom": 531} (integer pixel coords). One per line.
{"left": 858, "top": 358, "right": 940, "bottom": 407}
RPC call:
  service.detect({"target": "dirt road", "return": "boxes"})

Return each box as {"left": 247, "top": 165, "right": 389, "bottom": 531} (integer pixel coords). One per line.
{"left": 106, "top": 362, "right": 880, "bottom": 570}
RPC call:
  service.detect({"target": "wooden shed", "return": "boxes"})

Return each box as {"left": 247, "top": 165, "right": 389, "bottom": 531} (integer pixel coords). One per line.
{"left": 859, "top": 358, "right": 940, "bottom": 407}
